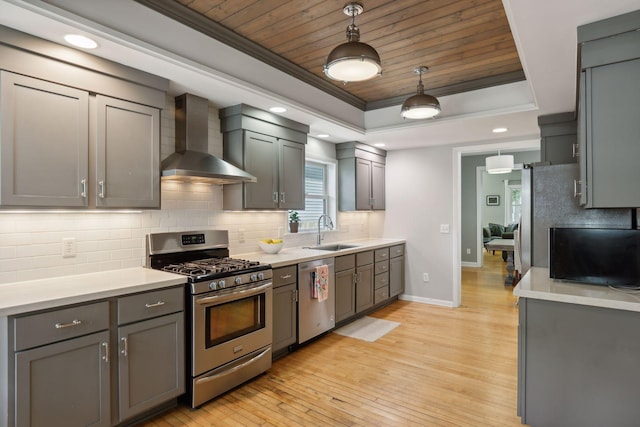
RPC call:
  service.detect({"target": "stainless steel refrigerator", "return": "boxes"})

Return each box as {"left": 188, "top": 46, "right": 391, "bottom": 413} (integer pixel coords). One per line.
{"left": 520, "top": 163, "right": 632, "bottom": 272}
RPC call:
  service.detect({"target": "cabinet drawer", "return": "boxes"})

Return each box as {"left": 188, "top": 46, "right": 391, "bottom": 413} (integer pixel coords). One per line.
{"left": 14, "top": 301, "right": 109, "bottom": 351}
{"left": 375, "top": 273, "right": 389, "bottom": 290}
{"left": 375, "top": 260, "right": 389, "bottom": 275}
{"left": 356, "top": 251, "right": 374, "bottom": 267}
{"left": 374, "top": 287, "right": 390, "bottom": 304}
{"left": 118, "top": 287, "right": 184, "bottom": 325}
{"left": 273, "top": 265, "right": 297, "bottom": 288}
{"left": 374, "top": 248, "right": 389, "bottom": 262}
{"left": 390, "top": 244, "right": 404, "bottom": 258}
{"left": 335, "top": 254, "right": 355, "bottom": 272}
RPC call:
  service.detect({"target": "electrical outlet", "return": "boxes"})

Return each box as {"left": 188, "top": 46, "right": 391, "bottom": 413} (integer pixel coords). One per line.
{"left": 466, "top": 248, "right": 471, "bottom": 254}
{"left": 238, "top": 229, "right": 245, "bottom": 243}
{"left": 423, "top": 273, "right": 429, "bottom": 282}
{"left": 62, "top": 237, "right": 76, "bottom": 258}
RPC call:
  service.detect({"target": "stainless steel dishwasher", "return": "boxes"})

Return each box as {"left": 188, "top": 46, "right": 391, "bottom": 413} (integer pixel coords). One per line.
{"left": 298, "top": 257, "right": 335, "bottom": 344}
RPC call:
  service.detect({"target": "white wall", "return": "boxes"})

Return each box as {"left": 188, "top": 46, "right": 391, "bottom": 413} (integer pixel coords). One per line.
{"left": 0, "top": 99, "right": 371, "bottom": 285}
{"left": 382, "top": 146, "right": 455, "bottom": 306}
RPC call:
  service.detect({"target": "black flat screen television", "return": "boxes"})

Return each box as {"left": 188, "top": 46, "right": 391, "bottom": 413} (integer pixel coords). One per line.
{"left": 549, "top": 228, "right": 640, "bottom": 287}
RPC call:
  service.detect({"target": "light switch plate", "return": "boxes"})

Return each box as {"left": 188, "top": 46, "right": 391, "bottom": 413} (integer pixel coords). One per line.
{"left": 440, "top": 224, "right": 450, "bottom": 233}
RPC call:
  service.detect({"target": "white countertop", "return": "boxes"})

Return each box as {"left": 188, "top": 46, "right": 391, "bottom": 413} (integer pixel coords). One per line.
{"left": 0, "top": 267, "right": 186, "bottom": 317}
{"left": 514, "top": 267, "right": 640, "bottom": 312}
{"left": 236, "top": 238, "right": 406, "bottom": 267}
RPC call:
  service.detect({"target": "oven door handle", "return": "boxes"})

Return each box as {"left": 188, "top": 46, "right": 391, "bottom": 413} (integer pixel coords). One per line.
{"left": 195, "top": 281, "right": 272, "bottom": 306}
{"left": 194, "top": 347, "right": 271, "bottom": 385}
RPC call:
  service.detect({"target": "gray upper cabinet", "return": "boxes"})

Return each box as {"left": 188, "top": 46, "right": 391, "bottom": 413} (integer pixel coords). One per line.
{"left": 0, "top": 71, "right": 90, "bottom": 207}
{"left": 577, "top": 12, "right": 640, "bottom": 208}
{"left": 220, "top": 104, "right": 309, "bottom": 211}
{"left": 0, "top": 27, "right": 168, "bottom": 209}
{"left": 538, "top": 112, "right": 577, "bottom": 165}
{"left": 95, "top": 95, "right": 160, "bottom": 208}
{"left": 337, "top": 142, "right": 386, "bottom": 211}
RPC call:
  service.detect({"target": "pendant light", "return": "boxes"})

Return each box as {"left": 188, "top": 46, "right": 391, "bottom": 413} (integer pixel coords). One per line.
{"left": 401, "top": 66, "right": 441, "bottom": 119}
{"left": 486, "top": 150, "right": 514, "bottom": 174}
{"left": 323, "top": 2, "right": 382, "bottom": 83}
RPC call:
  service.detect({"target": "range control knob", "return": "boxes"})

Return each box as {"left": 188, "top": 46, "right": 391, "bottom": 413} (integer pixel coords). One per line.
{"left": 235, "top": 276, "right": 243, "bottom": 285}
{"left": 209, "top": 281, "right": 218, "bottom": 290}
{"left": 218, "top": 280, "right": 226, "bottom": 289}
{"left": 257, "top": 272, "right": 265, "bottom": 281}
{"left": 250, "top": 274, "right": 258, "bottom": 282}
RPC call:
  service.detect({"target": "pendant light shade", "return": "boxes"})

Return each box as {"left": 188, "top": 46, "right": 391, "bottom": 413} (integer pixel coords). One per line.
{"left": 401, "top": 66, "right": 441, "bottom": 119}
{"left": 324, "top": 3, "right": 382, "bottom": 83}
{"left": 486, "top": 151, "right": 514, "bottom": 174}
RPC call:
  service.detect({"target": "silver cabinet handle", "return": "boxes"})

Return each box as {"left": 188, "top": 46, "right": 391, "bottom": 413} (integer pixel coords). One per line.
{"left": 102, "top": 342, "right": 109, "bottom": 363}
{"left": 353, "top": 272, "right": 358, "bottom": 284}
{"left": 98, "top": 180, "right": 105, "bottom": 198}
{"left": 573, "top": 179, "right": 582, "bottom": 198}
{"left": 80, "top": 179, "right": 87, "bottom": 198}
{"left": 572, "top": 143, "right": 580, "bottom": 158}
{"left": 280, "top": 274, "right": 292, "bottom": 280}
{"left": 280, "top": 192, "right": 285, "bottom": 203}
{"left": 272, "top": 192, "right": 279, "bottom": 203}
{"left": 121, "top": 337, "right": 128, "bottom": 357}
{"left": 55, "top": 319, "right": 82, "bottom": 329}
{"left": 145, "top": 301, "right": 165, "bottom": 308}
{"left": 293, "top": 289, "right": 298, "bottom": 302}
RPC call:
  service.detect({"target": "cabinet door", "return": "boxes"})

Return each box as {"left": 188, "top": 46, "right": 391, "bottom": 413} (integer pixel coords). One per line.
{"left": 15, "top": 331, "right": 110, "bottom": 427}
{"left": 278, "top": 139, "right": 305, "bottom": 209}
{"left": 244, "top": 130, "right": 279, "bottom": 209}
{"left": 0, "top": 71, "right": 89, "bottom": 207}
{"left": 371, "top": 162, "right": 385, "bottom": 210}
{"left": 273, "top": 283, "right": 297, "bottom": 353}
{"left": 586, "top": 58, "right": 640, "bottom": 207}
{"left": 95, "top": 95, "right": 160, "bottom": 208}
{"left": 389, "top": 256, "right": 404, "bottom": 297}
{"left": 117, "top": 312, "right": 185, "bottom": 422}
{"left": 355, "top": 263, "right": 374, "bottom": 313}
{"left": 335, "top": 268, "right": 356, "bottom": 322}
{"left": 355, "top": 158, "right": 372, "bottom": 210}
{"left": 578, "top": 71, "right": 588, "bottom": 206}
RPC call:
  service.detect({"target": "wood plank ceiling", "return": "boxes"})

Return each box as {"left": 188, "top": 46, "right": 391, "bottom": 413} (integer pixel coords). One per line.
{"left": 136, "top": 0, "right": 524, "bottom": 110}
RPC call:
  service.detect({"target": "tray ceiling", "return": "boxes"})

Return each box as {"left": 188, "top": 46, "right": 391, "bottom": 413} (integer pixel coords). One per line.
{"left": 136, "top": 0, "right": 525, "bottom": 110}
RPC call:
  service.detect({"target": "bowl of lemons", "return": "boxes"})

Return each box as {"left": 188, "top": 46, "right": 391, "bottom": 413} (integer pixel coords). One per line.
{"left": 258, "top": 238, "right": 284, "bottom": 254}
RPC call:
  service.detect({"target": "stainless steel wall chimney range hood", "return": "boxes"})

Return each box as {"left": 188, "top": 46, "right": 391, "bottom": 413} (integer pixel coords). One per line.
{"left": 161, "top": 93, "right": 256, "bottom": 184}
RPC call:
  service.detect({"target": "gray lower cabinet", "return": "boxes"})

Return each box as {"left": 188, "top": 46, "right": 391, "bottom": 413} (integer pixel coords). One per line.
{"left": 95, "top": 95, "right": 160, "bottom": 209}
{"left": 15, "top": 331, "right": 111, "bottom": 427}
{"left": 373, "top": 248, "right": 390, "bottom": 304}
{"left": 335, "top": 254, "right": 356, "bottom": 323}
{"left": 272, "top": 266, "right": 297, "bottom": 355}
{"left": 518, "top": 297, "right": 640, "bottom": 427}
{"left": 355, "top": 251, "right": 374, "bottom": 313}
{"left": 389, "top": 244, "right": 405, "bottom": 297}
{"left": 0, "top": 71, "right": 89, "bottom": 207}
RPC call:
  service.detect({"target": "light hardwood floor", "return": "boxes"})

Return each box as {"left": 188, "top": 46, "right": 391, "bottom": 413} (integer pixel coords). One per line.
{"left": 144, "top": 251, "right": 522, "bottom": 426}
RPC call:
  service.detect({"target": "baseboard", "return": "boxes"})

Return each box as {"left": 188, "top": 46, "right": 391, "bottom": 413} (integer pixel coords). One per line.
{"left": 399, "top": 294, "right": 455, "bottom": 307}
{"left": 461, "top": 261, "right": 480, "bottom": 268}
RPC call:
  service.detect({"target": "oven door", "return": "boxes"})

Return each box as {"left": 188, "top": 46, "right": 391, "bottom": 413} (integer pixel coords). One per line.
{"left": 192, "top": 281, "right": 272, "bottom": 376}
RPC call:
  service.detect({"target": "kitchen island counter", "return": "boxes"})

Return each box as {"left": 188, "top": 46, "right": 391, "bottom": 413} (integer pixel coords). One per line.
{"left": 0, "top": 267, "right": 186, "bottom": 316}
{"left": 235, "top": 238, "right": 405, "bottom": 268}
{"left": 514, "top": 266, "right": 640, "bottom": 313}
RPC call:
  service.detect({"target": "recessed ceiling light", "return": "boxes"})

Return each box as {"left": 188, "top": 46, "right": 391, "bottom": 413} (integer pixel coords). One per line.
{"left": 269, "top": 106, "right": 286, "bottom": 113}
{"left": 64, "top": 34, "right": 98, "bottom": 49}
{"left": 374, "top": 143, "right": 385, "bottom": 147}
{"left": 317, "top": 134, "right": 330, "bottom": 138}
{"left": 492, "top": 127, "right": 508, "bottom": 133}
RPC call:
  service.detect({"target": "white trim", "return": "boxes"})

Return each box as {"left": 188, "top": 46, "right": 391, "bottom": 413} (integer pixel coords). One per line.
{"left": 476, "top": 165, "right": 485, "bottom": 267}
{"left": 452, "top": 150, "right": 462, "bottom": 307}
{"left": 399, "top": 294, "right": 456, "bottom": 308}
{"left": 461, "top": 261, "right": 480, "bottom": 268}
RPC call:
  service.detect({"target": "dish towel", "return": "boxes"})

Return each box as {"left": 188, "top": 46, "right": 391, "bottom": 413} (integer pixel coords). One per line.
{"left": 314, "top": 264, "right": 329, "bottom": 302}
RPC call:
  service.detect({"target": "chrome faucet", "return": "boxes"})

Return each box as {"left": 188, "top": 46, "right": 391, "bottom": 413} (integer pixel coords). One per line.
{"left": 317, "top": 214, "right": 334, "bottom": 245}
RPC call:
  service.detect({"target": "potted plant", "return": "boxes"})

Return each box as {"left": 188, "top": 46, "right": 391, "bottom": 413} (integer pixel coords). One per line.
{"left": 288, "top": 210, "right": 300, "bottom": 233}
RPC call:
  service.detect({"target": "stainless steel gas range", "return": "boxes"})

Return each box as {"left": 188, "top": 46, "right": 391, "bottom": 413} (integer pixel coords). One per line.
{"left": 146, "top": 230, "right": 272, "bottom": 408}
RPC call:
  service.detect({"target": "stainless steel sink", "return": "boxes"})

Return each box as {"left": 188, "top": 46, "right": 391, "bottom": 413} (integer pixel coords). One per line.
{"left": 304, "top": 244, "right": 359, "bottom": 251}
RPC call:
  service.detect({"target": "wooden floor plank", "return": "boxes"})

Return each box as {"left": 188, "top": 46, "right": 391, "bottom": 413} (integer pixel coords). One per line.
{"left": 143, "top": 251, "right": 525, "bottom": 426}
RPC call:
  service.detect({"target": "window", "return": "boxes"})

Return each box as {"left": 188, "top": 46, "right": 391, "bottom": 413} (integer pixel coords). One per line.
{"left": 505, "top": 183, "right": 522, "bottom": 224}
{"left": 294, "top": 160, "right": 336, "bottom": 232}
